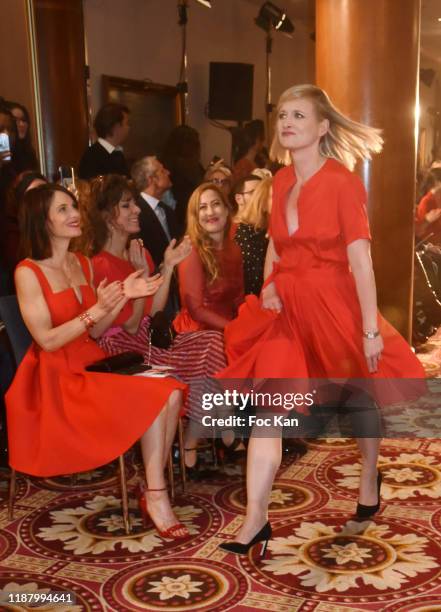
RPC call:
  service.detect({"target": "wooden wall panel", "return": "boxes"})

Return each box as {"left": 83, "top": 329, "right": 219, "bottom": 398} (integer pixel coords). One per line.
{"left": 33, "top": 0, "right": 88, "bottom": 179}
{"left": 316, "top": 0, "right": 421, "bottom": 340}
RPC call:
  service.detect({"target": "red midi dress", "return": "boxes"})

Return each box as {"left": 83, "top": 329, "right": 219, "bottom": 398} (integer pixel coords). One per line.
{"left": 5, "top": 254, "right": 186, "bottom": 477}
{"left": 220, "top": 159, "right": 425, "bottom": 405}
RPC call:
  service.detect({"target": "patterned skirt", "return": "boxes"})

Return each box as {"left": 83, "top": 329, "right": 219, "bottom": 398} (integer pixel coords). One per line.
{"left": 98, "top": 317, "right": 226, "bottom": 422}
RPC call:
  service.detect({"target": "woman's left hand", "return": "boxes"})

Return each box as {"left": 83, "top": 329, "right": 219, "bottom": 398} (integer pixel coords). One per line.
{"left": 128, "top": 239, "right": 150, "bottom": 276}
{"left": 363, "top": 334, "right": 384, "bottom": 373}
{"left": 163, "top": 235, "right": 192, "bottom": 270}
{"left": 123, "top": 269, "right": 163, "bottom": 299}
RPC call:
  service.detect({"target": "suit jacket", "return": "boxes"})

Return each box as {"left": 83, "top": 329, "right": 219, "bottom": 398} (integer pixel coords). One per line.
{"left": 78, "top": 142, "right": 129, "bottom": 180}
{"left": 137, "top": 195, "right": 180, "bottom": 268}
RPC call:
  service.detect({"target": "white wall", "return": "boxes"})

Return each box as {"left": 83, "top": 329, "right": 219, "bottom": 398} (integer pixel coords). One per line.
{"left": 83, "top": 0, "right": 315, "bottom": 165}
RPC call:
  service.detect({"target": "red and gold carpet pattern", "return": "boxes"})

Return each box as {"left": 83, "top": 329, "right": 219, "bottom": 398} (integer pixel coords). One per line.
{"left": 0, "top": 432, "right": 441, "bottom": 611}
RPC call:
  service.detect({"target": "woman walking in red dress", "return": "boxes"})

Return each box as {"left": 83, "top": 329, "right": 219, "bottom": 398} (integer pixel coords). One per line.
{"left": 6, "top": 183, "right": 189, "bottom": 538}
{"left": 219, "top": 85, "right": 426, "bottom": 556}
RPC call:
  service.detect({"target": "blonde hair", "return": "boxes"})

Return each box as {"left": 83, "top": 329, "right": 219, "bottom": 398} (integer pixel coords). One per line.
{"left": 270, "top": 84, "right": 383, "bottom": 170}
{"left": 204, "top": 160, "right": 232, "bottom": 182}
{"left": 186, "top": 182, "right": 232, "bottom": 282}
{"left": 236, "top": 177, "right": 272, "bottom": 231}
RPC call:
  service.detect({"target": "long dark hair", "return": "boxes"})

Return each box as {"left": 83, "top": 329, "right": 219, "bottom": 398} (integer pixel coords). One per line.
{"left": 20, "top": 183, "right": 77, "bottom": 260}
{"left": 79, "top": 174, "right": 136, "bottom": 256}
{"left": 8, "top": 101, "right": 38, "bottom": 172}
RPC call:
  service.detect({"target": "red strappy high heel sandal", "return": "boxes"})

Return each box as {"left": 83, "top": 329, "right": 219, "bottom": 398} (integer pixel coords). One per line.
{"left": 137, "top": 483, "right": 189, "bottom": 539}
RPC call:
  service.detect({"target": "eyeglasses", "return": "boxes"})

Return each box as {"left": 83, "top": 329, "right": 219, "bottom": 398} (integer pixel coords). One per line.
{"left": 238, "top": 189, "right": 255, "bottom": 197}
{"left": 211, "top": 178, "right": 231, "bottom": 186}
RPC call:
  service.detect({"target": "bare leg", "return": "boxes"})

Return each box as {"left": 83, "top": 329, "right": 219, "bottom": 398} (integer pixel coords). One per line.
{"left": 162, "top": 390, "right": 181, "bottom": 467}
{"left": 183, "top": 429, "right": 199, "bottom": 468}
{"left": 234, "top": 428, "right": 282, "bottom": 544}
{"left": 356, "top": 437, "right": 381, "bottom": 505}
{"left": 140, "top": 392, "right": 187, "bottom": 536}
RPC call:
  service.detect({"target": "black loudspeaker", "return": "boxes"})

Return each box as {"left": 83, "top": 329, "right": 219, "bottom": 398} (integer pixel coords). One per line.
{"left": 209, "top": 62, "right": 254, "bottom": 122}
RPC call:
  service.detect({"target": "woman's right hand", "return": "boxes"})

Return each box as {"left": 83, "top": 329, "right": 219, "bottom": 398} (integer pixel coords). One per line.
{"left": 96, "top": 278, "right": 124, "bottom": 313}
{"left": 261, "top": 281, "right": 282, "bottom": 313}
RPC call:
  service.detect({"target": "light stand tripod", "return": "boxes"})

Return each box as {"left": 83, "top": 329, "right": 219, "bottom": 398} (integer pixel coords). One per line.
{"left": 177, "top": 0, "right": 189, "bottom": 123}
{"left": 265, "top": 31, "right": 274, "bottom": 145}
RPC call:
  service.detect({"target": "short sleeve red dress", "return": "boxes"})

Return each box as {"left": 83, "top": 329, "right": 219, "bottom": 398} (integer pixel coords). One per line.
{"left": 220, "top": 159, "right": 425, "bottom": 404}
{"left": 5, "top": 253, "right": 186, "bottom": 477}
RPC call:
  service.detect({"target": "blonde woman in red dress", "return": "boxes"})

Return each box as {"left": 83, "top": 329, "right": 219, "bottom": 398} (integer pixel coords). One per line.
{"left": 219, "top": 85, "right": 426, "bottom": 556}
{"left": 6, "top": 183, "right": 189, "bottom": 539}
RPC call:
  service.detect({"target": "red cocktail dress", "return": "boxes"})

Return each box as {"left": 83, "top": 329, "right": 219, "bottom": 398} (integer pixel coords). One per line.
{"left": 220, "top": 159, "right": 425, "bottom": 405}
{"left": 5, "top": 254, "right": 186, "bottom": 477}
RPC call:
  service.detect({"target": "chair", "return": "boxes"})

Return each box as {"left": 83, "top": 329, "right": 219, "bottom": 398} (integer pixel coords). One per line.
{"left": 0, "top": 295, "right": 132, "bottom": 534}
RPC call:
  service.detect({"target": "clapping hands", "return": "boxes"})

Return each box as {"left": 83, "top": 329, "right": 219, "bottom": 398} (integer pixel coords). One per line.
{"left": 123, "top": 269, "right": 163, "bottom": 298}
{"left": 128, "top": 239, "right": 150, "bottom": 277}
{"left": 163, "top": 236, "right": 192, "bottom": 270}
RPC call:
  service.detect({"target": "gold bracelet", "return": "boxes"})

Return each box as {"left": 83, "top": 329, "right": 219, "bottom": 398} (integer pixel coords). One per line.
{"left": 79, "top": 311, "right": 95, "bottom": 330}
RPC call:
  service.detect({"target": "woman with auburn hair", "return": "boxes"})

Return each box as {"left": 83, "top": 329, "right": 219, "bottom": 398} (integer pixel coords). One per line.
{"left": 173, "top": 182, "right": 244, "bottom": 473}
{"left": 6, "top": 183, "right": 189, "bottom": 539}
{"left": 218, "top": 84, "right": 425, "bottom": 557}
{"left": 234, "top": 176, "right": 272, "bottom": 296}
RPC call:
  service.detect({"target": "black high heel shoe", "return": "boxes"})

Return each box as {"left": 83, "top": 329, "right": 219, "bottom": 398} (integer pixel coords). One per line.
{"left": 356, "top": 471, "right": 382, "bottom": 519}
{"left": 215, "top": 437, "right": 246, "bottom": 464}
{"left": 219, "top": 521, "right": 272, "bottom": 558}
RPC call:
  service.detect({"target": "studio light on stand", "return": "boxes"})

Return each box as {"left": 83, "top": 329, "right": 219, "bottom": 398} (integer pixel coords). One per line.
{"left": 255, "top": 2, "right": 294, "bottom": 140}
{"left": 177, "top": 0, "right": 212, "bottom": 122}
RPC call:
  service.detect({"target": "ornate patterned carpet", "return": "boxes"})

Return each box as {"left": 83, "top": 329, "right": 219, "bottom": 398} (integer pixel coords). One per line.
{"left": 0, "top": 433, "right": 441, "bottom": 612}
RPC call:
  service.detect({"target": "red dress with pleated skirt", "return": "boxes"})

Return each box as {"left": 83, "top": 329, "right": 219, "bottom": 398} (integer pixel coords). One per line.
{"left": 5, "top": 254, "right": 186, "bottom": 477}
{"left": 220, "top": 159, "right": 425, "bottom": 406}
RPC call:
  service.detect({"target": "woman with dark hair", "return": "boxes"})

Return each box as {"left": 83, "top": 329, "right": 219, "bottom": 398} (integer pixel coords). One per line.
{"left": 8, "top": 101, "right": 39, "bottom": 173}
{"left": 6, "top": 183, "right": 189, "bottom": 539}
{"left": 161, "top": 125, "right": 205, "bottom": 231}
{"left": 2, "top": 170, "right": 47, "bottom": 272}
{"left": 79, "top": 174, "right": 191, "bottom": 352}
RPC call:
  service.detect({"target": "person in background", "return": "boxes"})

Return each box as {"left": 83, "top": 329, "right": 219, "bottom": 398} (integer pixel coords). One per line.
{"left": 415, "top": 168, "right": 441, "bottom": 243}
{"left": 131, "top": 156, "right": 180, "bottom": 268}
{"left": 78, "top": 103, "right": 130, "bottom": 180}
{"left": 233, "top": 174, "right": 262, "bottom": 221}
{"left": 2, "top": 170, "right": 47, "bottom": 275}
{"left": 232, "top": 121, "right": 265, "bottom": 183}
{"left": 234, "top": 177, "right": 272, "bottom": 296}
{"left": 161, "top": 125, "right": 205, "bottom": 232}
{"left": 204, "top": 160, "right": 233, "bottom": 200}
{"left": 7, "top": 101, "right": 39, "bottom": 173}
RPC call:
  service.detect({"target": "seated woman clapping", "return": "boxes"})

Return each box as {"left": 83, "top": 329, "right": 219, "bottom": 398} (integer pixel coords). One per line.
{"left": 6, "top": 183, "right": 189, "bottom": 539}
{"left": 79, "top": 174, "right": 191, "bottom": 354}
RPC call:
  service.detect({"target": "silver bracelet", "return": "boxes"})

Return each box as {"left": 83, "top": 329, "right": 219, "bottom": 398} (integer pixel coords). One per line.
{"left": 363, "top": 330, "right": 380, "bottom": 339}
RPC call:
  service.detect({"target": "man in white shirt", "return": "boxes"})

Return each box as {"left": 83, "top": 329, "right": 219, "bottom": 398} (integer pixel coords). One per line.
{"left": 131, "top": 156, "right": 181, "bottom": 266}
{"left": 78, "top": 103, "right": 130, "bottom": 179}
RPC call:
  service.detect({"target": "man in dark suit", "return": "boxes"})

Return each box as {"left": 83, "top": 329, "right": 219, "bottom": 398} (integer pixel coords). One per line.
{"left": 78, "top": 103, "right": 130, "bottom": 179}
{"left": 131, "top": 156, "right": 180, "bottom": 267}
